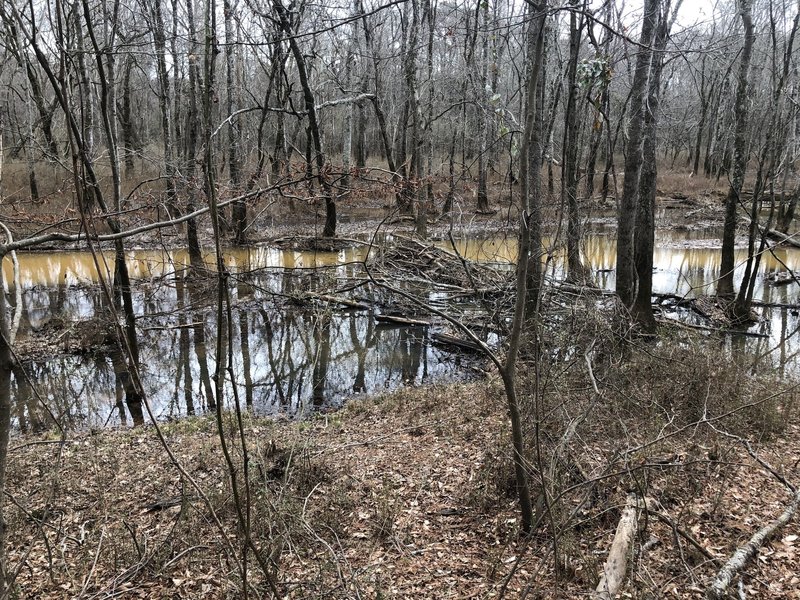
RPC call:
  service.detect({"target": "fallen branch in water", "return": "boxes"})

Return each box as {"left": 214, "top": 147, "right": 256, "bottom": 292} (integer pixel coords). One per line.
{"left": 304, "top": 292, "right": 371, "bottom": 310}
{"left": 375, "top": 314, "right": 430, "bottom": 326}
{"left": 431, "top": 332, "right": 484, "bottom": 352}
{"left": 765, "top": 228, "right": 800, "bottom": 249}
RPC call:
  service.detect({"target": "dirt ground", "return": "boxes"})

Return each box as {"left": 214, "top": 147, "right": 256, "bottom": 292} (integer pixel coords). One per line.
{"left": 5, "top": 374, "right": 800, "bottom": 599}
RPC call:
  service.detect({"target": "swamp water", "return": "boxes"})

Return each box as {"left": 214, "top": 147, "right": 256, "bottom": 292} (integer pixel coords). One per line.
{"left": 9, "top": 229, "right": 800, "bottom": 430}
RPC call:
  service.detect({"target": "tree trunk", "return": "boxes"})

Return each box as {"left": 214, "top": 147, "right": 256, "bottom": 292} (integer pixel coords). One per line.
{"left": 275, "top": 0, "right": 337, "bottom": 237}
{"left": 151, "top": 0, "right": 179, "bottom": 217}
{"left": 500, "top": 0, "right": 548, "bottom": 534}
{"left": 184, "top": 0, "right": 205, "bottom": 270}
{"left": 563, "top": 0, "right": 587, "bottom": 281}
{"left": 224, "top": 0, "right": 246, "bottom": 243}
{"left": 615, "top": 0, "right": 657, "bottom": 308}
{"left": 719, "top": 0, "right": 755, "bottom": 297}
{"left": 475, "top": 0, "right": 490, "bottom": 213}
{"left": 118, "top": 54, "right": 137, "bottom": 178}
{"left": 733, "top": 4, "right": 800, "bottom": 318}
{"left": 632, "top": 0, "right": 671, "bottom": 332}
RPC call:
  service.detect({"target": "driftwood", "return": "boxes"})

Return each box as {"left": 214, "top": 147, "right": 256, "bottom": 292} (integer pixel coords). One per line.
{"left": 304, "top": 292, "right": 370, "bottom": 310}
{"left": 375, "top": 314, "right": 430, "bottom": 327}
{"left": 766, "top": 271, "right": 797, "bottom": 286}
{"left": 431, "top": 332, "right": 483, "bottom": 352}
{"left": 765, "top": 229, "right": 800, "bottom": 249}
{"left": 707, "top": 486, "right": 800, "bottom": 599}
{"left": 594, "top": 495, "right": 640, "bottom": 600}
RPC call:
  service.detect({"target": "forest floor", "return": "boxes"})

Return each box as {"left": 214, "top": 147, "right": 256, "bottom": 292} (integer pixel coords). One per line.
{"left": 6, "top": 372, "right": 800, "bottom": 599}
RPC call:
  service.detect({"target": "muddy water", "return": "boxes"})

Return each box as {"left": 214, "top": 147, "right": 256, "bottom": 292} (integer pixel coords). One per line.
{"left": 448, "top": 230, "right": 800, "bottom": 299}
{"left": 449, "top": 230, "right": 800, "bottom": 377}
{"left": 11, "top": 245, "right": 455, "bottom": 430}
{"left": 9, "top": 228, "right": 800, "bottom": 430}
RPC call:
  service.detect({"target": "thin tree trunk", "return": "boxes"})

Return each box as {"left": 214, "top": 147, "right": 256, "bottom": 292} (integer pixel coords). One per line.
{"left": 719, "top": 0, "right": 755, "bottom": 297}
{"left": 563, "top": 0, "right": 587, "bottom": 281}
{"left": 500, "top": 0, "right": 547, "bottom": 534}
{"left": 184, "top": 0, "right": 205, "bottom": 270}
{"left": 225, "top": 0, "right": 246, "bottom": 242}
{"left": 151, "top": 0, "right": 179, "bottom": 217}
{"left": 475, "top": 0, "right": 490, "bottom": 213}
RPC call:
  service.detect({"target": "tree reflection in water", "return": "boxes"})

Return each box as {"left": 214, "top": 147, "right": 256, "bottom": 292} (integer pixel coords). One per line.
{"left": 8, "top": 231, "right": 800, "bottom": 430}
{"left": 9, "top": 258, "right": 470, "bottom": 429}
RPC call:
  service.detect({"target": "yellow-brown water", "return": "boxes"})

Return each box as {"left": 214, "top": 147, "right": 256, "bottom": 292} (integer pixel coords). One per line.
{"left": 9, "top": 233, "right": 798, "bottom": 300}
{"left": 2, "top": 246, "right": 369, "bottom": 288}
{"left": 9, "top": 230, "right": 800, "bottom": 430}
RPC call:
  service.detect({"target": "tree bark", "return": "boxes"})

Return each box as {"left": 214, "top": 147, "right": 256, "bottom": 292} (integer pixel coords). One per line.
{"left": 594, "top": 496, "right": 640, "bottom": 599}
{"left": 224, "top": 0, "right": 246, "bottom": 242}
{"left": 719, "top": 0, "right": 755, "bottom": 297}
{"left": 632, "top": 0, "right": 672, "bottom": 332}
{"left": 563, "top": 0, "right": 587, "bottom": 281}
{"left": 615, "top": 0, "right": 657, "bottom": 308}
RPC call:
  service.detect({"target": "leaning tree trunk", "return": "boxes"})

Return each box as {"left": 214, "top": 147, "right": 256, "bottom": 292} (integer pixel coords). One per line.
{"left": 82, "top": 0, "right": 144, "bottom": 416}
{"left": 499, "top": 0, "right": 548, "bottom": 534}
{"left": 734, "top": 3, "right": 800, "bottom": 318}
{"left": 0, "top": 125, "right": 14, "bottom": 599}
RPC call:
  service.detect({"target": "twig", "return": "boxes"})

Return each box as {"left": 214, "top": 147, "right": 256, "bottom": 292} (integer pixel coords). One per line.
{"left": 78, "top": 527, "right": 105, "bottom": 597}
{"left": 647, "top": 509, "right": 722, "bottom": 566}
{"left": 162, "top": 545, "right": 212, "bottom": 570}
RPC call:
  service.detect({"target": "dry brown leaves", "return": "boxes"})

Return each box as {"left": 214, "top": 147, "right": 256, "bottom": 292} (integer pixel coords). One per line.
{"left": 5, "top": 380, "right": 800, "bottom": 598}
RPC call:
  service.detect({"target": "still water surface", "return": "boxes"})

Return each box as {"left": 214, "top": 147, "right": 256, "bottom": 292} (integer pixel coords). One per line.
{"left": 9, "top": 229, "right": 800, "bottom": 430}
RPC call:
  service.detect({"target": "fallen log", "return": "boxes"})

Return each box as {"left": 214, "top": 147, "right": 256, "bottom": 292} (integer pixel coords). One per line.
{"left": 656, "top": 318, "right": 769, "bottom": 338}
{"left": 765, "top": 271, "right": 797, "bottom": 286}
{"left": 375, "top": 314, "right": 430, "bottom": 327}
{"left": 707, "top": 486, "right": 800, "bottom": 599}
{"left": 594, "top": 495, "right": 640, "bottom": 600}
{"left": 305, "top": 292, "right": 371, "bottom": 310}
{"left": 765, "top": 229, "right": 800, "bottom": 249}
{"left": 431, "top": 332, "right": 484, "bottom": 352}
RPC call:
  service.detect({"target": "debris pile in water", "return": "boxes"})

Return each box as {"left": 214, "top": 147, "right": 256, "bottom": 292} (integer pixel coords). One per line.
{"left": 369, "top": 236, "right": 508, "bottom": 293}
